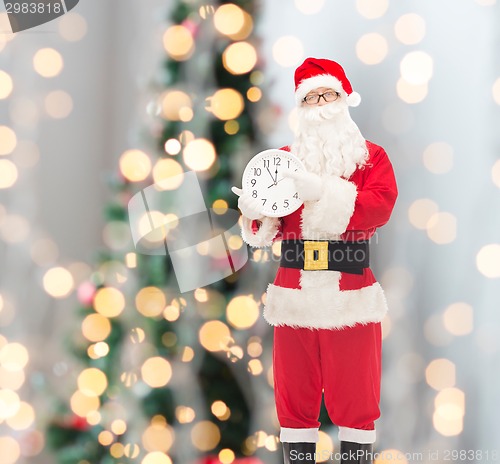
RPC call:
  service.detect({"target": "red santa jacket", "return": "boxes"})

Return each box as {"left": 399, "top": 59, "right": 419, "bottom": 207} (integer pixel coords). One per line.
{"left": 241, "top": 141, "right": 398, "bottom": 330}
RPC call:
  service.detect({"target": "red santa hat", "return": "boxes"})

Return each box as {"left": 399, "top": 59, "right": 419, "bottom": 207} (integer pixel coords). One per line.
{"left": 294, "top": 57, "right": 361, "bottom": 107}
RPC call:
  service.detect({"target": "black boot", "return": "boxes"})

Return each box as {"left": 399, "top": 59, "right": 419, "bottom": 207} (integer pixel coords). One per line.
{"left": 282, "top": 442, "right": 316, "bottom": 464}
{"left": 340, "top": 441, "right": 373, "bottom": 464}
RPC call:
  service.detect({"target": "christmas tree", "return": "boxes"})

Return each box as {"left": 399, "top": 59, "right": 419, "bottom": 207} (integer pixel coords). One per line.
{"left": 46, "top": 1, "right": 281, "bottom": 463}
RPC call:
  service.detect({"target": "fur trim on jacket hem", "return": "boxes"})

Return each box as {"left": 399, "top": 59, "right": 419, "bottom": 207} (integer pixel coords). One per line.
{"left": 241, "top": 216, "right": 281, "bottom": 248}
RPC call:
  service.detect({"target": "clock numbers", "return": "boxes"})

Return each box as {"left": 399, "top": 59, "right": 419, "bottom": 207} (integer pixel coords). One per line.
{"left": 262, "top": 198, "right": 267, "bottom": 205}
{"left": 252, "top": 190, "right": 257, "bottom": 198}
{"left": 263, "top": 159, "right": 270, "bottom": 168}
{"left": 293, "top": 192, "right": 298, "bottom": 199}
{"left": 274, "top": 157, "right": 281, "bottom": 166}
{"left": 253, "top": 167, "right": 261, "bottom": 176}
{"left": 272, "top": 202, "right": 277, "bottom": 211}
{"left": 251, "top": 179, "right": 256, "bottom": 187}
{"left": 284, "top": 199, "right": 289, "bottom": 208}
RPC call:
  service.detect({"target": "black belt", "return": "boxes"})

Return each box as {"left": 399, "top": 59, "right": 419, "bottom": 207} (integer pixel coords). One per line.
{"left": 280, "top": 239, "right": 369, "bottom": 275}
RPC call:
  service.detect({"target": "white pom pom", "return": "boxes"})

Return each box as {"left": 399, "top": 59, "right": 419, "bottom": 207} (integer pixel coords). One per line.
{"left": 346, "top": 91, "right": 361, "bottom": 107}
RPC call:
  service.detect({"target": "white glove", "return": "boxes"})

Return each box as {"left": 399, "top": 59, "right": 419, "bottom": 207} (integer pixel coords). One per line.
{"left": 282, "top": 169, "right": 323, "bottom": 201}
{"left": 231, "top": 186, "right": 264, "bottom": 220}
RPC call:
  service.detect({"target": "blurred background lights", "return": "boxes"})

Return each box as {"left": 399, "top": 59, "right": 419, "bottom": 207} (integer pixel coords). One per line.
{"left": 81, "top": 313, "right": 112, "bottom": 342}
{"left": 400, "top": 51, "right": 434, "bottom": 85}
{"left": 141, "top": 357, "right": 172, "bottom": 387}
{"left": 191, "top": 420, "right": 221, "bottom": 451}
{"left": 160, "top": 90, "right": 192, "bottom": 121}
{"left": 247, "top": 86, "right": 262, "bottom": 102}
{"left": 142, "top": 421, "right": 174, "bottom": 452}
{"left": 394, "top": 14, "right": 426, "bottom": 45}
{"left": 142, "top": 452, "right": 172, "bottom": 464}
{"left": 226, "top": 295, "right": 259, "bottom": 329}
{"left": 356, "top": 0, "right": 389, "bottom": 19}
{"left": 164, "top": 138, "right": 181, "bottom": 155}
{"left": 0, "top": 214, "right": 30, "bottom": 244}
{"left": 476, "top": 244, "right": 500, "bottom": 278}
{"left": 94, "top": 287, "right": 125, "bottom": 317}
{"left": 136, "top": 286, "right": 167, "bottom": 318}
{"left": 183, "top": 138, "right": 217, "bottom": 171}
{"left": 43, "top": 267, "right": 74, "bottom": 298}
{"left": 222, "top": 42, "right": 257, "bottom": 75}
{"left": 356, "top": 33, "right": 388, "bottom": 65}
{"left": 6, "top": 401, "right": 35, "bottom": 430}
{"left": 0, "top": 70, "right": 13, "bottom": 99}
{"left": 396, "top": 78, "right": 428, "bottom": 104}
{"left": 208, "top": 88, "right": 244, "bottom": 121}
{"left": 492, "top": 159, "right": 500, "bottom": 187}
{"left": 316, "top": 430, "right": 333, "bottom": 463}
{"left": 33, "top": 48, "right": 64, "bottom": 78}
{"left": 408, "top": 198, "right": 439, "bottom": 230}
{"left": 272, "top": 36, "right": 304, "bottom": 67}
{"left": 0, "top": 343, "right": 29, "bottom": 372}
{"left": 58, "top": 12, "right": 88, "bottom": 41}
{"left": 70, "top": 389, "right": 100, "bottom": 417}
{"left": 163, "top": 25, "right": 194, "bottom": 60}
{"left": 423, "top": 142, "right": 454, "bottom": 173}
{"left": 78, "top": 368, "right": 108, "bottom": 396}
{"left": 426, "top": 358, "right": 456, "bottom": 391}
{"left": 219, "top": 448, "right": 235, "bottom": 464}
{"left": 44, "top": 90, "right": 73, "bottom": 119}
{"left": 199, "top": 320, "right": 231, "bottom": 352}
{"left": 294, "top": 0, "right": 325, "bottom": 14}
{"left": 426, "top": 212, "right": 457, "bottom": 244}
{"left": 433, "top": 387, "right": 465, "bottom": 436}
{"left": 213, "top": 3, "right": 253, "bottom": 40}
{"left": 119, "top": 149, "right": 152, "bottom": 182}
{"left": 0, "top": 125, "right": 17, "bottom": 155}
{"left": 443, "top": 302, "right": 474, "bottom": 336}
{"left": 0, "top": 436, "right": 20, "bottom": 464}
{"left": 153, "top": 158, "right": 183, "bottom": 190}
{"left": 493, "top": 77, "right": 500, "bottom": 104}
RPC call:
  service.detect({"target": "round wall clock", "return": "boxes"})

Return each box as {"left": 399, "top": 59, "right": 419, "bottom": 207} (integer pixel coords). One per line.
{"left": 241, "top": 149, "right": 305, "bottom": 217}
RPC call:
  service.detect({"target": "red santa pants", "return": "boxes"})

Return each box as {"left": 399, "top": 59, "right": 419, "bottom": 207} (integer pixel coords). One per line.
{"left": 273, "top": 322, "right": 382, "bottom": 444}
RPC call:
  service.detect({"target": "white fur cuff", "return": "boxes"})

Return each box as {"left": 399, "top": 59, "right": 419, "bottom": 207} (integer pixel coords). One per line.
{"left": 301, "top": 176, "right": 357, "bottom": 237}
{"left": 280, "top": 427, "right": 319, "bottom": 443}
{"left": 338, "top": 426, "right": 376, "bottom": 444}
{"left": 263, "top": 282, "right": 388, "bottom": 330}
{"left": 240, "top": 216, "right": 280, "bottom": 248}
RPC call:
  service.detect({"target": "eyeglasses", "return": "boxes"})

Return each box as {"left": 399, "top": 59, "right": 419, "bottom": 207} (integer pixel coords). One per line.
{"left": 303, "top": 91, "right": 341, "bottom": 105}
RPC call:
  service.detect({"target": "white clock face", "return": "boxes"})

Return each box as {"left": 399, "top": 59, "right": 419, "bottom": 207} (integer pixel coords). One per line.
{"left": 242, "top": 149, "right": 305, "bottom": 217}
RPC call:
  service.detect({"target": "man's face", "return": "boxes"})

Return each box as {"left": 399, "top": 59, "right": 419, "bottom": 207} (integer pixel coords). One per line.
{"left": 302, "top": 87, "right": 340, "bottom": 107}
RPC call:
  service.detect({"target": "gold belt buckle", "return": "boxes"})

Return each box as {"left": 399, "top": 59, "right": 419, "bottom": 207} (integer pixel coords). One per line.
{"left": 304, "top": 241, "right": 329, "bottom": 270}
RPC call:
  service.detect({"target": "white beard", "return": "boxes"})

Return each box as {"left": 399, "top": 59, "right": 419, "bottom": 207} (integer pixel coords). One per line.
{"left": 291, "top": 103, "right": 368, "bottom": 178}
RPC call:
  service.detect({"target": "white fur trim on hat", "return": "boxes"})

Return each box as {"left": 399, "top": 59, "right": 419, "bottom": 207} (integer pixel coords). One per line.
{"left": 295, "top": 74, "right": 361, "bottom": 107}
{"left": 346, "top": 91, "right": 361, "bottom": 107}
{"left": 263, "top": 282, "right": 388, "bottom": 330}
{"left": 240, "top": 216, "right": 281, "bottom": 248}
{"left": 295, "top": 74, "right": 343, "bottom": 105}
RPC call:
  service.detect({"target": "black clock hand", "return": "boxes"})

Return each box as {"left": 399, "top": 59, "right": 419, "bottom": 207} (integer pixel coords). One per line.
{"left": 268, "top": 177, "right": 286, "bottom": 188}
{"left": 266, "top": 166, "right": 276, "bottom": 183}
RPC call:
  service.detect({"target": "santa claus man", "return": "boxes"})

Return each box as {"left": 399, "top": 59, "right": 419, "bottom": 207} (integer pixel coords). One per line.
{"left": 232, "top": 58, "right": 398, "bottom": 464}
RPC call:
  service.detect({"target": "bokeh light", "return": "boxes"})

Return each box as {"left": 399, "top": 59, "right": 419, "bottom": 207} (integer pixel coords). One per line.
{"left": 43, "top": 267, "right": 74, "bottom": 298}
{"left": 394, "top": 14, "right": 426, "bottom": 44}
{"left": 44, "top": 90, "right": 73, "bottom": 119}
{"left": 294, "top": 0, "right": 325, "bottom": 14}
{"left": 0, "top": 125, "right": 17, "bottom": 155}
{"left": 142, "top": 421, "right": 174, "bottom": 452}
{"left": 199, "top": 321, "right": 231, "bottom": 352}
{"left": 396, "top": 78, "right": 428, "bottom": 104}
{"left": 152, "top": 158, "right": 183, "bottom": 190}
{"left": 0, "top": 70, "right": 13, "bottom": 99}
{"left": 425, "top": 358, "right": 456, "bottom": 391}
{"left": 422, "top": 142, "right": 454, "bottom": 174}
{"left": 82, "top": 313, "right": 112, "bottom": 342}
{"left": 183, "top": 138, "right": 217, "bottom": 171}
{"left": 58, "top": 12, "right": 88, "bottom": 41}
{"left": 219, "top": 449, "right": 235, "bottom": 464}
{"left": 119, "top": 149, "right": 152, "bottom": 182}
{"left": 33, "top": 48, "right": 64, "bottom": 77}
{"left": 208, "top": 88, "right": 244, "bottom": 121}
{"left": 408, "top": 198, "right": 439, "bottom": 230}
{"left": 272, "top": 36, "right": 304, "bottom": 67}
{"left": 493, "top": 77, "right": 500, "bottom": 105}
{"left": 163, "top": 25, "right": 194, "bottom": 61}
{"left": 356, "top": 0, "right": 389, "bottom": 19}
{"left": 426, "top": 212, "right": 457, "bottom": 244}
{"left": 70, "top": 390, "right": 100, "bottom": 417}
{"left": 142, "top": 452, "right": 172, "bottom": 464}
{"left": 226, "top": 295, "right": 259, "bottom": 329}
{"left": 191, "top": 421, "right": 221, "bottom": 451}
{"left": 164, "top": 138, "right": 181, "bottom": 155}
{"left": 94, "top": 287, "right": 126, "bottom": 318}
{"left": 213, "top": 4, "right": 253, "bottom": 40}
{"left": 0, "top": 436, "right": 20, "bottom": 464}
{"left": 443, "top": 302, "right": 473, "bottom": 336}
{"left": 400, "top": 51, "right": 433, "bottom": 85}
{"left": 78, "top": 368, "right": 108, "bottom": 396}
{"left": 476, "top": 244, "right": 500, "bottom": 278}
{"left": 136, "top": 287, "right": 167, "bottom": 318}
{"left": 160, "top": 90, "right": 192, "bottom": 121}
{"left": 141, "top": 357, "right": 172, "bottom": 387}
{"left": 222, "top": 42, "right": 257, "bottom": 75}
{"left": 316, "top": 431, "right": 333, "bottom": 463}
{"left": 0, "top": 343, "right": 29, "bottom": 371}
{"left": 6, "top": 401, "right": 35, "bottom": 430}
{"left": 356, "top": 33, "right": 388, "bottom": 65}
